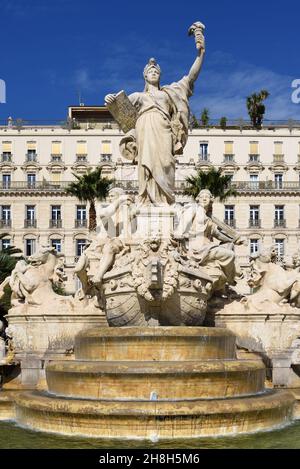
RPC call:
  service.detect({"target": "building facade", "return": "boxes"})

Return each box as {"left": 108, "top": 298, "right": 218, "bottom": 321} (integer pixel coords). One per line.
{"left": 1, "top": 107, "right": 300, "bottom": 291}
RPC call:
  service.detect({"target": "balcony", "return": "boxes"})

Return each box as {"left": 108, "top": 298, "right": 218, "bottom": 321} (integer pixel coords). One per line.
{"left": 273, "top": 154, "right": 285, "bottom": 163}
{"left": 49, "top": 219, "right": 62, "bottom": 228}
{"left": 0, "top": 181, "right": 72, "bottom": 192}
{"left": 198, "top": 154, "right": 211, "bottom": 165}
{"left": 248, "top": 154, "right": 260, "bottom": 163}
{"left": 1, "top": 153, "right": 12, "bottom": 163}
{"left": 25, "top": 153, "right": 38, "bottom": 162}
{"left": 231, "top": 181, "right": 300, "bottom": 192}
{"left": 224, "top": 218, "right": 236, "bottom": 228}
{"left": 76, "top": 154, "right": 88, "bottom": 162}
{"left": 274, "top": 219, "right": 286, "bottom": 228}
{"left": 100, "top": 154, "right": 112, "bottom": 163}
{"left": 223, "top": 154, "right": 235, "bottom": 163}
{"left": 50, "top": 154, "right": 62, "bottom": 162}
{"left": 0, "top": 219, "right": 11, "bottom": 228}
{"left": 75, "top": 219, "right": 87, "bottom": 228}
{"left": 249, "top": 219, "right": 261, "bottom": 228}
{"left": 24, "top": 219, "right": 37, "bottom": 228}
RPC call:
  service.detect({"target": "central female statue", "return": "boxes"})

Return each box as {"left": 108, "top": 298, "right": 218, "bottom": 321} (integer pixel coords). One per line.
{"left": 105, "top": 23, "right": 205, "bottom": 206}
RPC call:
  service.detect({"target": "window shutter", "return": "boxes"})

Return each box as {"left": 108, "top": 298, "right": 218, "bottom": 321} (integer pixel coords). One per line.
{"left": 76, "top": 141, "right": 87, "bottom": 154}
{"left": 224, "top": 142, "right": 233, "bottom": 154}
{"left": 250, "top": 142, "right": 259, "bottom": 154}
{"left": 51, "top": 142, "right": 61, "bottom": 155}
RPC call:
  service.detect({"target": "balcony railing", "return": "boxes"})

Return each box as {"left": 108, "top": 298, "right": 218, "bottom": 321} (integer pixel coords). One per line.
{"left": 198, "top": 154, "right": 210, "bottom": 163}
{"left": 0, "top": 181, "right": 72, "bottom": 191}
{"left": 224, "top": 218, "right": 236, "bottom": 228}
{"left": 231, "top": 181, "right": 300, "bottom": 191}
{"left": 1, "top": 153, "right": 12, "bottom": 163}
{"left": 49, "top": 219, "right": 62, "bottom": 228}
{"left": 0, "top": 219, "right": 11, "bottom": 228}
{"left": 248, "top": 154, "right": 260, "bottom": 163}
{"left": 273, "top": 154, "right": 285, "bottom": 163}
{"left": 50, "top": 154, "right": 63, "bottom": 162}
{"left": 249, "top": 219, "right": 261, "bottom": 228}
{"left": 274, "top": 219, "right": 286, "bottom": 228}
{"left": 25, "top": 153, "right": 37, "bottom": 162}
{"left": 223, "top": 154, "right": 235, "bottom": 163}
{"left": 75, "top": 219, "right": 87, "bottom": 228}
{"left": 76, "top": 154, "right": 88, "bottom": 162}
{"left": 24, "top": 219, "right": 37, "bottom": 228}
{"left": 101, "top": 154, "right": 112, "bottom": 162}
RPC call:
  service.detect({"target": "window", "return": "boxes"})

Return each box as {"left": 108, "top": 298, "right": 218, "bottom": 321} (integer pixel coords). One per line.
{"left": 26, "top": 205, "right": 35, "bottom": 220}
{"left": 224, "top": 141, "right": 233, "bottom": 155}
{"left": 275, "top": 239, "right": 284, "bottom": 258}
{"left": 274, "top": 141, "right": 283, "bottom": 155}
{"left": 75, "top": 205, "right": 87, "bottom": 227}
{"left": 250, "top": 239, "right": 259, "bottom": 255}
{"left": 249, "top": 154, "right": 260, "bottom": 163}
{"left": 249, "top": 205, "right": 260, "bottom": 227}
{"left": 51, "top": 172, "right": 61, "bottom": 183}
{"left": 76, "top": 239, "right": 87, "bottom": 256}
{"left": 2, "top": 174, "right": 11, "bottom": 188}
{"left": 274, "top": 205, "right": 285, "bottom": 227}
{"left": 2, "top": 152, "right": 12, "bottom": 162}
{"left": 101, "top": 140, "right": 112, "bottom": 156}
{"left": 199, "top": 142, "right": 209, "bottom": 161}
{"left": 25, "top": 239, "right": 36, "bottom": 256}
{"left": 1, "top": 238, "right": 11, "bottom": 250}
{"left": 51, "top": 205, "right": 61, "bottom": 220}
{"left": 51, "top": 239, "right": 62, "bottom": 253}
{"left": 249, "top": 141, "right": 259, "bottom": 155}
{"left": 27, "top": 173, "right": 36, "bottom": 188}
{"left": 224, "top": 205, "right": 235, "bottom": 226}
{"left": 27, "top": 142, "right": 37, "bottom": 161}
{"left": 249, "top": 174, "right": 259, "bottom": 189}
{"left": 1, "top": 205, "right": 11, "bottom": 221}
{"left": 51, "top": 141, "right": 62, "bottom": 155}
{"left": 275, "top": 205, "right": 284, "bottom": 220}
{"left": 274, "top": 173, "right": 283, "bottom": 189}
{"left": 2, "top": 142, "right": 12, "bottom": 161}
{"left": 76, "top": 141, "right": 87, "bottom": 155}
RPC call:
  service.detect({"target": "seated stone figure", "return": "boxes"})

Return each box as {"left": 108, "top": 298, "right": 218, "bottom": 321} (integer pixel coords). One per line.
{"left": 74, "top": 188, "right": 135, "bottom": 300}
{"left": 173, "top": 189, "right": 242, "bottom": 293}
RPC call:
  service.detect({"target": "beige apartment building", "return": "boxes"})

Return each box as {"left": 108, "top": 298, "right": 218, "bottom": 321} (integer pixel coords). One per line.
{"left": 1, "top": 106, "right": 300, "bottom": 291}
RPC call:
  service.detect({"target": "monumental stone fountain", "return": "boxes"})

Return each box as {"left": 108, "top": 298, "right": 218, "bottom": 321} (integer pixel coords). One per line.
{"left": 0, "top": 21, "right": 297, "bottom": 439}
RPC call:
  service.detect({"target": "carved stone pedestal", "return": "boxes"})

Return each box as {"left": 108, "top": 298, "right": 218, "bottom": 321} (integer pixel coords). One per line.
{"left": 134, "top": 206, "right": 176, "bottom": 239}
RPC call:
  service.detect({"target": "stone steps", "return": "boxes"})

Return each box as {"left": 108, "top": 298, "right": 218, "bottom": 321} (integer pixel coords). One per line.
{"left": 46, "top": 359, "right": 265, "bottom": 400}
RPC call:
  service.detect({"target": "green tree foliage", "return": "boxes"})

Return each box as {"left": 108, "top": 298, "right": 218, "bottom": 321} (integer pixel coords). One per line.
{"left": 184, "top": 167, "right": 238, "bottom": 202}
{"left": 200, "top": 108, "right": 210, "bottom": 127}
{"left": 246, "top": 90, "right": 270, "bottom": 128}
{"left": 220, "top": 117, "right": 227, "bottom": 129}
{"left": 66, "top": 167, "right": 113, "bottom": 231}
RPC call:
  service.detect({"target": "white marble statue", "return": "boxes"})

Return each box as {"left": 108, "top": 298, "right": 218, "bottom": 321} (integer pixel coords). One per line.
{"left": 173, "top": 189, "right": 243, "bottom": 293}
{"left": 74, "top": 187, "right": 135, "bottom": 295}
{"left": 105, "top": 23, "right": 206, "bottom": 206}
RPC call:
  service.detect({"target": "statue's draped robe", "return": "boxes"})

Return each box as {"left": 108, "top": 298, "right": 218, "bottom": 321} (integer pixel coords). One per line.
{"left": 123, "top": 76, "right": 193, "bottom": 205}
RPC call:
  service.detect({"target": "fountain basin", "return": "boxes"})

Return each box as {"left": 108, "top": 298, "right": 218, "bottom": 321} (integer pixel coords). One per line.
{"left": 15, "top": 390, "right": 294, "bottom": 439}
{"left": 46, "top": 359, "right": 265, "bottom": 400}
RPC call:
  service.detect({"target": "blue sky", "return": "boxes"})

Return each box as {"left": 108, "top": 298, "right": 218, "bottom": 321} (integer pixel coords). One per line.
{"left": 0, "top": 0, "right": 299, "bottom": 121}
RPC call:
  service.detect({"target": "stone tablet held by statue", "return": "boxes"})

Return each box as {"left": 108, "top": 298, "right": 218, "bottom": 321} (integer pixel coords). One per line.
{"left": 106, "top": 90, "right": 138, "bottom": 133}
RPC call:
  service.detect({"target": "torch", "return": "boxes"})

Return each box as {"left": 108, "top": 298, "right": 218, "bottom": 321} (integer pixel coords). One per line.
{"left": 188, "top": 21, "right": 206, "bottom": 51}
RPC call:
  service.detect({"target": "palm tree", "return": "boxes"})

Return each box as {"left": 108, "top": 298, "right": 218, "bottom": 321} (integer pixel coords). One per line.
{"left": 247, "top": 90, "right": 270, "bottom": 128}
{"left": 66, "top": 167, "right": 113, "bottom": 232}
{"left": 184, "top": 167, "right": 238, "bottom": 202}
{"left": 0, "top": 234, "right": 22, "bottom": 320}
